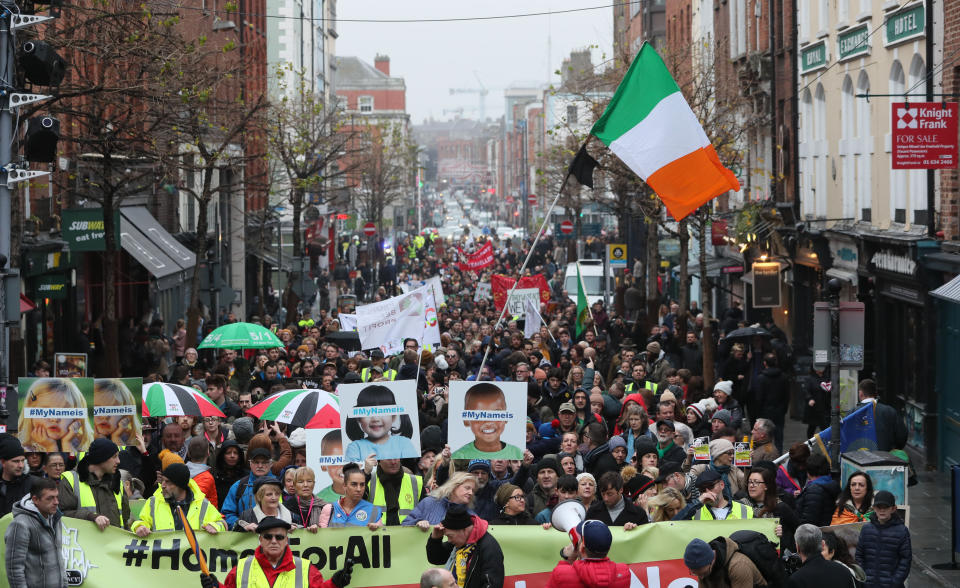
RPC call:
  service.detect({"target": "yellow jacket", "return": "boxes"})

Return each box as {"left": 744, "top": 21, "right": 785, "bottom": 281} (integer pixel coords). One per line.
{"left": 131, "top": 478, "right": 226, "bottom": 533}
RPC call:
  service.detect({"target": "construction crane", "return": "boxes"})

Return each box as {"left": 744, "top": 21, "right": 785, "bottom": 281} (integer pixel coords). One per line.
{"left": 449, "top": 71, "right": 488, "bottom": 121}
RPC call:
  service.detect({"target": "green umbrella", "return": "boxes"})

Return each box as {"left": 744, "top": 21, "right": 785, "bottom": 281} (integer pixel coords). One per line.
{"left": 197, "top": 321, "right": 283, "bottom": 349}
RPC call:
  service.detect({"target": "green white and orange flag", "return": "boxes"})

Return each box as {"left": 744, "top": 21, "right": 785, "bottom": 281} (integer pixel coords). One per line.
{"left": 590, "top": 42, "right": 740, "bottom": 220}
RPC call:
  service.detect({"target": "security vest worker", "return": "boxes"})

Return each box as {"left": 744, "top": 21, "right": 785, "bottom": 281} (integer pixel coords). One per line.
{"left": 133, "top": 463, "right": 226, "bottom": 536}
{"left": 680, "top": 470, "right": 754, "bottom": 521}
{"left": 625, "top": 379, "right": 658, "bottom": 396}
{"left": 366, "top": 458, "right": 423, "bottom": 525}
{"left": 361, "top": 350, "right": 397, "bottom": 382}
{"left": 200, "top": 516, "right": 353, "bottom": 588}
{"left": 59, "top": 438, "right": 131, "bottom": 530}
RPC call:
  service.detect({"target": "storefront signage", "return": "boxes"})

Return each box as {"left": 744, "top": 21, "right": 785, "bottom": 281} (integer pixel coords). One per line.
{"left": 891, "top": 102, "right": 959, "bottom": 169}
{"left": 722, "top": 265, "right": 744, "bottom": 274}
{"left": 36, "top": 274, "right": 68, "bottom": 300}
{"left": 63, "top": 208, "right": 120, "bottom": 252}
{"left": 838, "top": 24, "right": 871, "bottom": 61}
{"left": 752, "top": 262, "right": 782, "bottom": 308}
{"left": 870, "top": 249, "right": 916, "bottom": 276}
{"left": 800, "top": 41, "right": 829, "bottom": 74}
{"left": 884, "top": 2, "right": 925, "bottom": 47}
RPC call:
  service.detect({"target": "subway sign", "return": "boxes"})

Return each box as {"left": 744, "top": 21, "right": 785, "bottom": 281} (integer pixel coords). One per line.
{"left": 884, "top": 1, "right": 925, "bottom": 47}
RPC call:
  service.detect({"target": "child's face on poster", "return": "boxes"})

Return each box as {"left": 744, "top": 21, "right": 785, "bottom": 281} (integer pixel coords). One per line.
{"left": 464, "top": 396, "right": 507, "bottom": 446}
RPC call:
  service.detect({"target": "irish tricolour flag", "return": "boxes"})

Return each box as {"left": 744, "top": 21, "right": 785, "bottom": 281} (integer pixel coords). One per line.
{"left": 591, "top": 43, "right": 740, "bottom": 220}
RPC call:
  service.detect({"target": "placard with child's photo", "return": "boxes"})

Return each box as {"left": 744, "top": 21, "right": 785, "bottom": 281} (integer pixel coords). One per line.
{"left": 17, "top": 377, "right": 95, "bottom": 453}
{"left": 305, "top": 428, "right": 346, "bottom": 503}
{"left": 93, "top": 378, "right": 142, "bottom": 446}
{"left": 338, "top": 380, "right": 421, "bottom": 461}
{"left": 448, "top": 381, "right": 525, "bottom": 460}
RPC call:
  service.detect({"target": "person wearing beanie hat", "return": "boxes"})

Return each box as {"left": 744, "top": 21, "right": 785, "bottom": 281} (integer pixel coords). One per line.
{"left": 675, "top": 439, "right": 751, "bottom": 521}
{"left": 230, "top": 416, "right": 256, "bottom": 445}
{"left": 221, "top": 437, "right": 280, "bottom": 528}
{"left": 710, "top": 409, "right": 733, "bottom": 434}
{"left": 683, "top": 535, "right": 765, "bottom": 586}
{"left": 426, "top": 502, "right": 504, "bottom": 587}
{"left": 712, "top": 379, "right": 744, "bottom": 432}
{"left": 59, "top": 437, "right": 130, "bottom": 530}
{"left": 0, "top": 434, "right": 32, "bottom": 517}
{"left": 645, "top": 341, "right": 671, "bottom": 384}
{"left": 684, "top": 401, "right": 711, "bottom": 438}
{"left": 608, "top": 436, "right": 629, "bottom": 468}
{"left": 633, "top": 436, "right": 659, "bottom": 470}
{"left": 524, "top": 457, "right": 561, "bottom": 516}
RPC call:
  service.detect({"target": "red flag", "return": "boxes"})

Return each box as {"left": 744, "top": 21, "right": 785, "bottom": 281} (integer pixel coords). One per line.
{"left": 490, "top": 274, "right": 551, "bottom": 311}
{"left": 458, "top": 242, "right": 495, "bottom": 272}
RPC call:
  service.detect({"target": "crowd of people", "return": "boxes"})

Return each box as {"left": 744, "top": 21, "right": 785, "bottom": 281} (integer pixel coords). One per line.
{"left": 1, "top": 231, "right": 914, "bottom": 588}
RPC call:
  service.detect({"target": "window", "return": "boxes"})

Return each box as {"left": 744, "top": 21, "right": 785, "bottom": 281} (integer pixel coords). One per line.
{"left": 889, "top": 60, "right": 906, "bottom": 222}
{"left": 841, "top": 75, "right": 856, "bottom": 219}
{"left": 798, "top": 0, "right": 809, "bottom": 41}
{"left": 358, "top": 95, "right": 373, "bottom": 112}
{"left": 856, "top": 71, "right": 872, "bottom": 220}
{"left": 907, "top": 55, "right": 926, "bottom": 224}
{"left": 814, "top": 84, "right": 827, "bottom": 217}
{"left": 566, "top": 104, "right": 578, "bottom": 125}
{"left": 800, "top": 88, "right": 813, "bottom": 217}
{"left": 838, "top": 0, "right": 849, "bottom": 23}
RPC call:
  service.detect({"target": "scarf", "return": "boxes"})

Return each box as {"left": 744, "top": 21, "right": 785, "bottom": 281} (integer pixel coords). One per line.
{"left": 711, "top": 462, "right": 734, "bottom": 501}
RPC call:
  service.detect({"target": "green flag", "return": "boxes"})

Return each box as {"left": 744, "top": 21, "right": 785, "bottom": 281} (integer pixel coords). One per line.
{"left": 575, "top": 263, "right": 590, "bottom": 337}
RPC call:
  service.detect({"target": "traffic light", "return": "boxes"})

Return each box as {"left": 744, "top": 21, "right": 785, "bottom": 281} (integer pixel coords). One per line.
{"left": 20, "top": 41, "right": 66, "bottom": 86}
{"left": 24, "top": 116, "right": 60, "bottom": 162}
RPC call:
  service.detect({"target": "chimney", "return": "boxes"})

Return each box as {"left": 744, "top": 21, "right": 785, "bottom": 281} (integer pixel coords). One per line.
{"left": 374, "top": 54, "right": 390, "bottom": 76}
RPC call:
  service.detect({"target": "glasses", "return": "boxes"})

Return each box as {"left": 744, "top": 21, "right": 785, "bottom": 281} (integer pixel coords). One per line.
{"left": 748, "top": 480, "right": 766, "bottom": 487}
{"left": 509, "top": 494, "right": 526, "bottom": 501}
{"left": 261, "top": 533, "right": 287, "bottom": 542}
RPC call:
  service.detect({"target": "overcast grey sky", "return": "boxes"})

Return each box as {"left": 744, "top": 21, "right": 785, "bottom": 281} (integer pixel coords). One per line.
{"left": 336, "top": 1, "right": 613, "bottom": 124}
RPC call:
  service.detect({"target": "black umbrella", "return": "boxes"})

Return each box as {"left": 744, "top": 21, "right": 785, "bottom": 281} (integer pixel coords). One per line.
{"left": 723, "top": 326, "right": 772, "bottom": 342}
{"left": 324, "top": 330, "right": 362, "bottom": 351}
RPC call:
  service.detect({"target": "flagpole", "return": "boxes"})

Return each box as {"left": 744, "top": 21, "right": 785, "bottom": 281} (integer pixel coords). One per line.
{"left": 531, "top": 305, "right": 557, "bottom": 344}
{"left": 476, "top": 139, "right": 592, "bottom": 379}
{"left": 575, "top": 260, "right": 600, "bottom": 337}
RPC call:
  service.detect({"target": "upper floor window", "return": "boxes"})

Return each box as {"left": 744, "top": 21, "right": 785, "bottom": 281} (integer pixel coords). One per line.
{"left": 358, "top": 96, "right": 373, "bottom": 112}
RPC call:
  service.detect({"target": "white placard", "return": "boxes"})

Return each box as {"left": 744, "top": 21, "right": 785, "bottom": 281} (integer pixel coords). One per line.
{"left": 505, "top": 288, "right": 541, "bottom": 318}
{"left": 447, "top": 381, "right": 526, "bottom": 460}
{"left": 339, "top": 380, "right": 421, "bottom": 461}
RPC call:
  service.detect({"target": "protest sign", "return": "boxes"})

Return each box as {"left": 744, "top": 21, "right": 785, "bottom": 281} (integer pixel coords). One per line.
{"left": 0, "top": 514, "right": 775, "bottom": 588}
{"left": 17, "top": 377, "right": 95, "bottom": 453}
{"left": 490, "top": 274, "right": 550, "bottom": 311}
{"left": 339, "top": 380, "right": 421, "bottom": 461}
{"left": 693, "top": 436, "right": 711, "bottom": 462}
{"left": 337, "top": 313, "right": 358, "bottom": 331}
{"left": 92, "top": 378, "right": 143, "bottom": 446}
{"left": 474, "top": 281, "right": 491, "bottom": 302}
{"left": 448, "top": 381, "right": 526, "bottom": 460}
{"left": 54, "top": 353, "right": 88, "bottom": 377}
{"left": 356, "top": 285, "right": 440, "bottom": 356}
{"left": 458, "top": 241, "right": 494, "bottom": 272}
{"left": 305, "top": 429, "right": 346, "bottom": 503}
{"left": 505, "top": 288, "right": 541, "bottom": 318}
{"left": 735, "top": 441, "right": 752, "bottom": 467}
{"left": 399, "top": 275, "right": 445, "bottom": 307}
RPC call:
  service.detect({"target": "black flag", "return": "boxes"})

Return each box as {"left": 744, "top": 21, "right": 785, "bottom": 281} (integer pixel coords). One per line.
{"left": 567, "top": 144, "right": 598, "bottom": 188}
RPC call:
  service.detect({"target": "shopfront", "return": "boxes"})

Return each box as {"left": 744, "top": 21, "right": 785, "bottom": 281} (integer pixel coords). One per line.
{"left": 860, "top": 234, "right": 940, "bottom": 462}
{"left": 923, "top": 245, "right": 960, "bottom": 469}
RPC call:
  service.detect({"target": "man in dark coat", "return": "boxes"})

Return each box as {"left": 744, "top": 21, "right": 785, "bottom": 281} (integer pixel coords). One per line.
{"left": 788, "top": 524, "right": 855, "bottom": 588}
{"left": 0, "top": 435, "right": 33, "bottom": 518}
{"left": 582, "top": 423, "right": 619, "bottom": 477}
{"left": 858, "top": 379, "right": 907, "bottom": 452}
{"left": 755, "top": 353, "right": 790, "bottom": 450}
{"left": 855, "top": 491, "right": 911, "bottom": 588}
{"left": 426, "top": 503, "right": 504, "bottom": 588}
{"left": 794, "top": 454, "right": 840, "bottom": 527}
{"left": 586, "top": 472, "right": 648, "bottom": 528}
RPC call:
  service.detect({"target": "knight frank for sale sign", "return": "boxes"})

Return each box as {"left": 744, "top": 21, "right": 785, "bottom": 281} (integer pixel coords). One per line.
{"left": 891, "top": 102, "right": 958, "bottom": 169}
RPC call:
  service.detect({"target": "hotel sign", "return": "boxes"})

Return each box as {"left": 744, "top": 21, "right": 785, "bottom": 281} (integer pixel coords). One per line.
{"left": 884, "top": 2, "right": 925, "bottom": 47}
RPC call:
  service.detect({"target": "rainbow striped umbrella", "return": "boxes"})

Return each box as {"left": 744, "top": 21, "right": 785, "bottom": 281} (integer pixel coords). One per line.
{"left": 247, "top": 389, "right": 340, "bottom": 429}
{"left": 142, "top": 382, "right": 225, "bottom": 418}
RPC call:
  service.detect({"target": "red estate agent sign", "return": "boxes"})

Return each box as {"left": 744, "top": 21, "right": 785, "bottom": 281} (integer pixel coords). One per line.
{"left": 891, "top": 102, "right": 959, "bottom": 169}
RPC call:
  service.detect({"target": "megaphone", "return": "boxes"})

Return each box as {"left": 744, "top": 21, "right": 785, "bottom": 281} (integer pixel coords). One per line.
{"left": 551, "top": 499, "right": 586, "bottom": 533}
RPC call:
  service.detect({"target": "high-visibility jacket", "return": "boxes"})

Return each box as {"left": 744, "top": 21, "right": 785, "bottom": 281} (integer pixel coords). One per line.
{"left": 131, "top": 478, "right": 227, "bottom": 533}
{"left": 360, "top": 367, "right": 397, "bottom": 382}
{"left": 625, "top": 380, "right": 658, "bottom": 395}
{"left": 237, "top": 554, "right": 310, "bottom": 588}
{"left": 367, "top": 472, "right": 421, "bottom": 523}
{"left": 693, "top": 501, "right": 753, "bottom": 520}
{"left": 61, "top": 470, "right": 125, "bottom": 528}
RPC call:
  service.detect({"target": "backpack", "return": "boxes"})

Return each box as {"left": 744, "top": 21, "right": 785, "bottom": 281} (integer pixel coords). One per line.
{"left": 727, "top": 529, "right": 788, "bottom": 588}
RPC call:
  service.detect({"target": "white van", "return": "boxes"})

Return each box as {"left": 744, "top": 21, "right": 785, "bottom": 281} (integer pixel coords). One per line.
{"left": 564, "top": 259, "right": 615, "bottom": 307}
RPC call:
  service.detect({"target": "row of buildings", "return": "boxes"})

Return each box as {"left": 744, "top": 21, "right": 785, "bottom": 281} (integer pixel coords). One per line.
{"left": 614, "top": 0, "right": 960, "bottom": 469}
{"left": 17, "top": 1, "right": 415, "bottom": 380}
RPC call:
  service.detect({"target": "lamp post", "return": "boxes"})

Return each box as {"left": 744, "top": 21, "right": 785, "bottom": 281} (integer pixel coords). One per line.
{"left": 827, "top": 277, "right": 842, "bottom": 473}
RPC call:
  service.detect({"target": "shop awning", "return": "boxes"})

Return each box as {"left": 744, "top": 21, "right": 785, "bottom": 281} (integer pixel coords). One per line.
{"left": 826, "top": 267, "right": 859, "bottom": 284}
{"left": 19, "top": 294, "right": 35, "bottom": 313}
{"left": 673, "top": 256, "right": 743, "bottom": 278}
{"left": 119, "top": 207, "right": 196, "bottom": 279}
{"left": 931, "top": 273, "right": 960, "bottom": 304}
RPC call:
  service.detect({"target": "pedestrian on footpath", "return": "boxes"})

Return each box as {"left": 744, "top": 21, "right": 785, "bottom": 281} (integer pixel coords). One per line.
{"left": 855, "top": 491, "right": 911, "bottom": 588}
{"left": 4, "top": 477, "right": 67, "bottom": 588}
